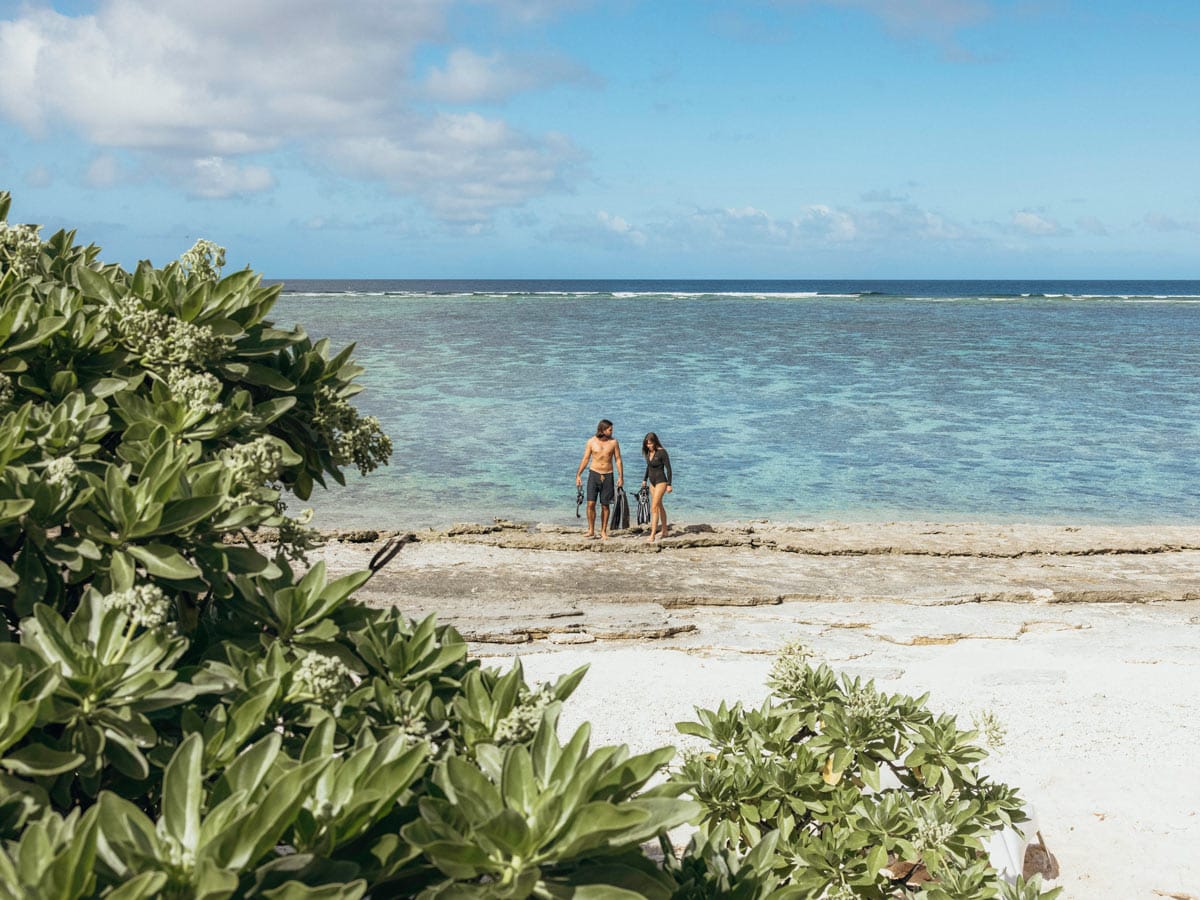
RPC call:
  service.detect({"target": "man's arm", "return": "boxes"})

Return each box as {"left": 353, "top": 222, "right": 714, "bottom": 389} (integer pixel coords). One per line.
{"left": 614, "top": 441, "right": 624, "bottom": 487}
{"left": 576, "top": 443, "right": 591, "bottom": 485}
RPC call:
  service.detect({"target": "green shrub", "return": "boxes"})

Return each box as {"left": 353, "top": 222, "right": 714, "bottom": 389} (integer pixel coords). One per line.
{"left": 0, "top": 192, "right": 693, "bottom": 899}
{"left": 665, "top": 642, "right": 1060, "bottom": 899}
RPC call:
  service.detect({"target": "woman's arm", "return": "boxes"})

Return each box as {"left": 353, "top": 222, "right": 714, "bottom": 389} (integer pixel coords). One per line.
{"left": 663, "top": 450, "right": 672, "bottom": 486}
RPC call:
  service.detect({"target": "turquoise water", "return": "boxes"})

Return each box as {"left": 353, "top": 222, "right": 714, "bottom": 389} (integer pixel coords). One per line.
{"left": 272, "top": 283, "right": 1200, "bottom": 528}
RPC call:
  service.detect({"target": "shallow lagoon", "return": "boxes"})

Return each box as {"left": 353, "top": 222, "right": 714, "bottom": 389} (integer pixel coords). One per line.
{"left": 273, "top": 283, "right": 1200, "bottom": 528}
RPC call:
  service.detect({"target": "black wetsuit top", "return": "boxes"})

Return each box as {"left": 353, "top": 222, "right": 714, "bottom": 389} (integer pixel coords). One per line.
{"left": 643, "top": 449, "right": 672, "bottom": 486}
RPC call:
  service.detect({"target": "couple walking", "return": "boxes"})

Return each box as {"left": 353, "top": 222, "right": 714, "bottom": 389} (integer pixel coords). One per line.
{"left": 575, "top": 418, "right": 672, "bottom": 542}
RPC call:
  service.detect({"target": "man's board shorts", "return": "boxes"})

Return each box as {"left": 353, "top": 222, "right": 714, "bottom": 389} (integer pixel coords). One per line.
{"left": 586, "top": 469, "right": 615, "bottom": 505}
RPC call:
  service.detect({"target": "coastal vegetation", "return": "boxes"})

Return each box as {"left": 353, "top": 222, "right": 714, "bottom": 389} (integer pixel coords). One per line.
{"left": 0, "top": 192, "right": 1056, "bottom": 898}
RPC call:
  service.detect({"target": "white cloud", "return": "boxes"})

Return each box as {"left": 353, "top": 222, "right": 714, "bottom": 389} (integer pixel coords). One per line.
{"left": 1012, "top": 210, "right": 1062, "bottom": 235}
{"left": 597, "top": 210, "right": 646, "bottom": 246}
{"left": 580, "top": 204, "right": 855, "bottom": 251}
{"left": 673, "top": 205, "right": 858, "bottom": 245}
{"left": 327, "top": 113, "right": 582, "bottom": 223}
{"left": 184, "top": 157, "right": 275, "bottom": 199}
{"left": 425, "top": 48, "right": 598, "bottom": 103}
{"left": 0, "top": 0, "right": 584, "bottom": 218}
{"left": 857, "top": 202, "right": 971, "bottom": 240}
{"left": 1143, "top": 212, "right": 1200, "bottom": 233}
{"left": 0, "top": 1, "right": 410, "bottom": 150}
{"left": 557, "top": 199, "right": 980, "bottom": 254}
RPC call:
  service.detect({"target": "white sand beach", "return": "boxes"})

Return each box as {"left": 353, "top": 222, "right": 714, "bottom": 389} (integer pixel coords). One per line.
{"left": 318, "top": 520, "right": 1200, "bottom": 899}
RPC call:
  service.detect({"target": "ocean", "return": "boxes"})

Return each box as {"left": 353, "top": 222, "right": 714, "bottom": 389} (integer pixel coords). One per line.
{"left": 268, "top": 280, "right": 1200, "bottom": 529}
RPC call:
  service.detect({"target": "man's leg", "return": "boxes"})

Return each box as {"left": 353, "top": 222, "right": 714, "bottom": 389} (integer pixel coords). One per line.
{"left": 599, "top": 503, "right": 610, "bottom": 539}
{"left": 585, "top": 500, "right": 596, "bottom": 537}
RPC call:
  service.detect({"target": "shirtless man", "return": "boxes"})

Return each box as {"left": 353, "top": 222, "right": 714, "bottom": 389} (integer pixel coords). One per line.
{"left": 575, "top": 419, "right": 624, "bottom": 540}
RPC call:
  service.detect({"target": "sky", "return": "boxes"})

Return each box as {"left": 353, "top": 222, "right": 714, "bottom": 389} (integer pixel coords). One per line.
{"left": 0, "top": 0, "right": 1198, "bottom": 278}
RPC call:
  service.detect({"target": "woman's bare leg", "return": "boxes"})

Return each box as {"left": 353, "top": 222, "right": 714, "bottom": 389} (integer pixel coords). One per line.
{"left": 650, "top": 483, "right": 669, "bottom": 541}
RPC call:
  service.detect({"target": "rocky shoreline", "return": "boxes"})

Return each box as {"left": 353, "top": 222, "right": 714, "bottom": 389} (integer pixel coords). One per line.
{"left": 310, "top": 520, "right": 1200, "bottom": 645}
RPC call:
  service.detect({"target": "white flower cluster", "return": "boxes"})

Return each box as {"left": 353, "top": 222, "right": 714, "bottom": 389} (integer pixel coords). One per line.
{"left": 0, "top": 373, "right": 13, "bottom": 407}
{"left": 294, "top": 652, "right": 353, "bottom": 706}
{"left": 767, "top": 639, "right": 813, "bottom": 692}
{"left": 103, "top": 584, "right": 173, "bottom": 629}
{"left": 912, "top": 812, "right": 957, "bottom": 853}
{"left": 179, "top": 238, "right": 226, "bottom": 283}
{"left": 224, "top": 436, "right": 284, "bottom": 489}
{"left": 971, "top": 709, "right": 1007, "bottom": 750}
{"left": 0, "top": 222, "right": 42, "bottom": 278}
{"left": 843, "top": 683, "right": 892, "bottom": 724}
{"left": 104, "top": 296, "right": 230, "bottom": 368}
{"left": 334, "top": 418, "right": 391, "bottom": 476}
{"left": 312, "top": 385, "right": 393, "bottom": 476}
{"left": 166, "top": 368, "right": 223, "bottom": 415}
{"left": 493, "top": 683, "right": 556, "bottom": 745}
{"left": 43, "top": 455, "right": 78, "bottom": 490}
{"left": 394, "top": 711, "right": 428, "bottom": 742}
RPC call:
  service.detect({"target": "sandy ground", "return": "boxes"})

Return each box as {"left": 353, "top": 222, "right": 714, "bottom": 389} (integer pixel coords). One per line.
{"left": 315, "top": 520, "right": 1200, "bottom": 899}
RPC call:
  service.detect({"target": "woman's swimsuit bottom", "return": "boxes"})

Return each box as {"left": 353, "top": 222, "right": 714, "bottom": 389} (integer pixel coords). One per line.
{"left": 586, "top": 469, "right": 615, "bottom": 504}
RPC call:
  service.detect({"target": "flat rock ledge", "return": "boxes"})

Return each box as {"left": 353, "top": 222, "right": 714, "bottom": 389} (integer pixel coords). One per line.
{"left": 308, "top": 519, "right": 1200, "bottom": 646}
{"left": 314, "top": 519, "right": 1200, "bottom": 556}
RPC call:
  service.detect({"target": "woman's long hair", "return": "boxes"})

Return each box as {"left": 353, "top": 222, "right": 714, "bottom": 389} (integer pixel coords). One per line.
{"left": 642, "top": 432, "right": 662, "bottom": 460}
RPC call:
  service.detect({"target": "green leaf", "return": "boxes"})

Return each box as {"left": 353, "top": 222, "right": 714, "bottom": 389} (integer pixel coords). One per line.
{"left": 207, "top": 758, "right": 328, "bottom": 870}
{"left": 13, "top": 547, "right": 48, "bottom": 617}
{"left": 126, "top": 543, "right": 202, "bottom": 579}
{"left": 109, "top": 550, "right": 136, "bottom": 590}
{"left": 413, "top": 839, "right": 493, "bottom": 880}
{"left": 501, "top": 746, "right": 538, "bottom": 817}
{"left": 212, "top": 733, "right": 281, "bottom": 806}
{"left": 1, "top": 744, "right": 85, "bottom": 777}
{"left": 162, "top": 734, "right": 204, "bottom": 853}
{"left": 103, "top": 730, "right": 151, "bottom": 780}
{"left": 242, "top": 364, "right": 296, "bottom": 391}
{"left": 249, "top": 397, "right": 297, "bottom": 426}
{"left": 88, "top": 377, "right": 135, "bottom": 399}
{"left": 99, "top": 872, "right": 170, "bottom": 900}
{"left": 75, "top": 265, "right": 117, "bottom": 302}
{"left": 156, "top": 495, "right": 224, "bottom": 533}
{"left": 208, "top": 678, "right": 280, "bottom": 767}
{"left": 6, "top": 315, "right": 67, "bottom": 352}
{"left": 260, "top": 881, "right": 368, "bottom": 900}
{"left": 0, "top": 498, "right": 34, "bottom": 523}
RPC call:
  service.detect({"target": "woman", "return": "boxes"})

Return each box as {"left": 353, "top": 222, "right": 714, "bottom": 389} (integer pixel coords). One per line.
{"left": 641, "top": 432, "right": 673, "bottom": 543}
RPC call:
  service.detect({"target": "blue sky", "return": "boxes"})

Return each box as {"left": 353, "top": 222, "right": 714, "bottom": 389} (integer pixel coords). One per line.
{"left": 1, "top": 0, "right": 1197, "bottom": 278}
